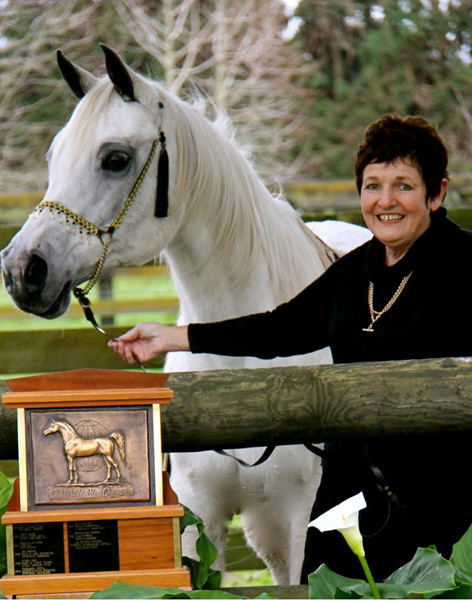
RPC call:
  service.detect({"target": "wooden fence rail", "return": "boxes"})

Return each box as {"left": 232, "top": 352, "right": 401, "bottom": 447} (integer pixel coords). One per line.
{"left": 2, "top": 357, "right": 472, "bottom": 459}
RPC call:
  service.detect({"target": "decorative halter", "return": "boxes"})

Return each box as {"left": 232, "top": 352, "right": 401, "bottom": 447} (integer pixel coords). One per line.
{"left": 34, "top": 131, "right": 168, "bottom": 369}
{"left": 35, "top": 135, "right": 165, "bottom": 298}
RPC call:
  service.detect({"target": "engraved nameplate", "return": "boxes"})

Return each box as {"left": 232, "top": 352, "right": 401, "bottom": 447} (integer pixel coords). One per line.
{"left": 68, "top": 520, "right": 119, "bottom": 573}
{"left": 13, "top": 522, "right": 65, "bottom": 575}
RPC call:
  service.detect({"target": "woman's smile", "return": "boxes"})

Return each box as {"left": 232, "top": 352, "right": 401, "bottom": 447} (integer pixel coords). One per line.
{"left": 377, "top": 214, "right": 404, "bottom": 222}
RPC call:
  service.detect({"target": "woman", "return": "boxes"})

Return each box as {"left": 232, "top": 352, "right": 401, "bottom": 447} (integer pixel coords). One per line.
{"left": 110, "top": 115, "right": 471, "bottom": 580}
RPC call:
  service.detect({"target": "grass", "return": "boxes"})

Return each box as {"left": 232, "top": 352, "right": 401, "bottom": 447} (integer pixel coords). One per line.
{"left": 223, "top": 568, "right": 274, "bottom": 587}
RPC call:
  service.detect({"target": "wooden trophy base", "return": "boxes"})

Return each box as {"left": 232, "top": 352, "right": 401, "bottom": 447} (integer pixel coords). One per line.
{"left": 1, "top": 475, "right": 191, "bottom": 598}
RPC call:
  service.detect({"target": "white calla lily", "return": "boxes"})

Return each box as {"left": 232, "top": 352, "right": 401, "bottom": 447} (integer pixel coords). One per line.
{"left": 308, "top": 491, "right": 367, "bottom": 557}
{"left": 308, "top": 492, "right": 382, "bottom": 599}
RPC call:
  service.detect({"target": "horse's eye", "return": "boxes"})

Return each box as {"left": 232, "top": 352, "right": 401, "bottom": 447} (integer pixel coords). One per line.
{"left": 102, "top": 152, "right": 131, "bottom": 172}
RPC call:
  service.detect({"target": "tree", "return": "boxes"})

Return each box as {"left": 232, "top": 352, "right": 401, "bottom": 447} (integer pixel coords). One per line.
{"left": 0, "top": 0, "right": 310, "bottom": 191}
{"left": 0, "top": 0, "right": 139, "bottom": 191}
{"left": 295, "top": 0, "right": 472, "bottom": 177}
{"left": 112, "top": 0, "right": 312, "bottom": 182}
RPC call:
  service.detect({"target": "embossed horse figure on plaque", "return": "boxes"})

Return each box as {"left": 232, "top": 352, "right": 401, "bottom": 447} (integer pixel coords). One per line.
{"left": 43, "top": 419, "right": 126, "bottom": 486}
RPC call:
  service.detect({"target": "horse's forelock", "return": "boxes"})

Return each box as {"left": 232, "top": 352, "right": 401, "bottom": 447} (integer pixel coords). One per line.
{"left": 54, "top": 79, "right": 116, "bottom": 162}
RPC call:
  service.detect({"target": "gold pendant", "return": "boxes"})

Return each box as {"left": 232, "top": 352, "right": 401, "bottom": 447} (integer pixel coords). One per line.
{"left": 362, "top": 325, "right": 374, "bottom": 333}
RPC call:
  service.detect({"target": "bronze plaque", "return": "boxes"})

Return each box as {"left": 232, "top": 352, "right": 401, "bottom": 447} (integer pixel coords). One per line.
{"left": 26, "top": 407, "right": 155, "bottom": 509}
{"left": 13, "top": 522, "right": 65, "bottom": 575}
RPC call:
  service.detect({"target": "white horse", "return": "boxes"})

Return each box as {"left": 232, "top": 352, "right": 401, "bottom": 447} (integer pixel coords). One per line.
{"left": 1, "top": 47, "right": 371, "bottom": 584}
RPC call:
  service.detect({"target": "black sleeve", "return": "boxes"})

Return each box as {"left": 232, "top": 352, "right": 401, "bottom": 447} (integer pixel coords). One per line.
{"left": 188, "top": 263, "right": 338, "bottom": 360}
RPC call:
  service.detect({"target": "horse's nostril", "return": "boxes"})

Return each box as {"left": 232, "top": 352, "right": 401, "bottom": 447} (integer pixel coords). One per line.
{"left": 2, "top": 266, "right": 12, "bottom": 289}
{"left": 25, "top": 254, "right": 48, "bottom": 289}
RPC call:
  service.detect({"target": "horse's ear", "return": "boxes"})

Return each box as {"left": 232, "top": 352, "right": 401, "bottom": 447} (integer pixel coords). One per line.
{"left": 100, "top": 44, "right": 137, "bottom": 103}
{"left": 57, "top": 50, "right": 98, "bottom": 99}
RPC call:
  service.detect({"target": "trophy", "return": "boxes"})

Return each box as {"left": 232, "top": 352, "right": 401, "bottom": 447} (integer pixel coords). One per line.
{"left": 1, "top": 369, "right": 191, "bottom": 597}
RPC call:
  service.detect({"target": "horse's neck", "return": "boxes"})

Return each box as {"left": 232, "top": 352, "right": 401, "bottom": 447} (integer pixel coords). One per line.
{"left": 57, "top": 423, "right": 76, "bottom": 443}
{"left": 163, "top": 191, "right": 328, "bottom": 324}
{"left": 164, "top": 235, "right": 274, "bottom": 323}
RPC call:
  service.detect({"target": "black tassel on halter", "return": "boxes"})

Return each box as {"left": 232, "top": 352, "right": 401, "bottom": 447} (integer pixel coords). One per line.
{"left": 155, "top": 130, "right": 169, "bottom": 218}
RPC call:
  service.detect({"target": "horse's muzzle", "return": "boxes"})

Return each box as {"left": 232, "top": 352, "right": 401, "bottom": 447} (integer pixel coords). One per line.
{"left": 1, "top": 245, "right": 72, "bottom": 318}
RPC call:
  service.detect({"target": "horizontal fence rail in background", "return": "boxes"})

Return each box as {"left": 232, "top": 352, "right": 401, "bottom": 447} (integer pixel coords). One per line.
{"left": 0, "top": 327, "right": 166, "bottom": 374}
{"left": 0, "top": 265, "right": 178, "bottom": 321}
{"left": 3, "top": 174, "right": 472, "bottom": 216}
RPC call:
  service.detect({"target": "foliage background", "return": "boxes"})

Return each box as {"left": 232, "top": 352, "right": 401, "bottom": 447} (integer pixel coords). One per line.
{"left": 1, "top": 0, "right": 471, "bottom": 194}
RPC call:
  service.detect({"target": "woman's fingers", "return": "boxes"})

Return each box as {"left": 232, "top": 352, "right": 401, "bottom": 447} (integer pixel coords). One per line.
{"left": 108, "top": 323, "right": 183, "bottom": 362}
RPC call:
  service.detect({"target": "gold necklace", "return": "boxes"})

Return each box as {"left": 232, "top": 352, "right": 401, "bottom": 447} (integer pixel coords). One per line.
{"left": 362, "top": 271, "right": 413, "bottom": 333}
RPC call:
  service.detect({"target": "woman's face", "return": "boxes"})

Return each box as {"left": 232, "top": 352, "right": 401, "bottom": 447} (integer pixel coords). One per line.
{"left": 360, "top": 159, "right": 447, "bottom": 265}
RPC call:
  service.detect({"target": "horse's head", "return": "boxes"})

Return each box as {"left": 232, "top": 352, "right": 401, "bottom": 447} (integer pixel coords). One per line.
{"left": 43, "top": 419, "right": 59, "bottom": 436}
{"left": 1, "top": 46, "right": 185, "bottom": 318}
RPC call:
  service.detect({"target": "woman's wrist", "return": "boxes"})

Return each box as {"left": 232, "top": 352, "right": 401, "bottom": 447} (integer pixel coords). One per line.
{"left": 166, "top": 325, "right": 190, "bottom": 352}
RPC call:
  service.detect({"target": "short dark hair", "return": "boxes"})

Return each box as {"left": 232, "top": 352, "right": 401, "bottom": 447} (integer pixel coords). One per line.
{"left": 355, "top": 114, "right": 449, "bottom": 201}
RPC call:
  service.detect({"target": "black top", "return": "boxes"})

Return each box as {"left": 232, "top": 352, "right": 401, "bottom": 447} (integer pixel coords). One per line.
{"left": 189, "top": 208, "right": 472, "bottom": 363}
{"left": 188, "top": 208, "right": 472, "bottom": 580}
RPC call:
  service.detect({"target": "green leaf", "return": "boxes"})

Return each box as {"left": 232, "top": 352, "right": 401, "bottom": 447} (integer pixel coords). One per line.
{"left": 333, "top": 588, "right": 364, "bottom": 598}
{"left": 196, "top": 531, "right": 218, "bottom": 569}
{"left": 180, "top": 505, "right": 204, "bottom": 535}
{"left": 430, "top": 583, "right": 472, "bottom": 598}
{"left": 309, "top": 550, "right": 459, "bottom": 599}
{"left": 180, "top": 506, "right": 222, "bottom": 590}
{"left": 308, "top": 564, "right": 367, "bottom": 599}
{"left": 204, "top": 568, "right": 223, "bottom": 590}
{"left": 0, "top": 472, "right": 14, "bottom": 578}
{"left": 187, "top": 591, "right": 247, "bottom": 599}
{"left": 90, "top": 581, "right": 191, "bottom": 598}
{"left": 0, "top": 473, "right": 13, "bottom": 509}
{"left": 375, "top": 548, "right": 457, "bottom": 598}
{"left": 90, "top": 580, "right": 252, "bottom": 599}
{"left": 450, "top": 524, "right": 472, "bottom": 584}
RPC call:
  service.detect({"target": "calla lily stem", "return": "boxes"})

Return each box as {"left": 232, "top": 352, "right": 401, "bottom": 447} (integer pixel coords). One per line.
{"left": 358, "top": 555, "right": 382, "bottom": 599}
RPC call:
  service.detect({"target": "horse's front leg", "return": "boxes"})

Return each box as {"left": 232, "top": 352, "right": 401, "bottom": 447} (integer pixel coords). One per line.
{"left": 67, "top": 456, "right": 75, "bottom": 484}
{"left": 67, "top": 455, "right": 79, "bottom": 485}
{"left": 72, "top": 457, "right": 79, "bottom": 484}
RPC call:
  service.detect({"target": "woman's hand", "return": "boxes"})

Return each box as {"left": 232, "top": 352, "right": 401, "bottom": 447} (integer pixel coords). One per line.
{"left": 108, "top": 322, "right": 189, "bottom": 364}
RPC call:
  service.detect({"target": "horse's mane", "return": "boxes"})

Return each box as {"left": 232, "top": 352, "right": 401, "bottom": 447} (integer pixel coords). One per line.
{"left": 55, "top": 421, "right": 76, "bottom": 436}
{"left": 57, "top": 76, "right": 331, "bottom": 305}
{"left": 158, "top": 85, "right": 331, "bottom": 303}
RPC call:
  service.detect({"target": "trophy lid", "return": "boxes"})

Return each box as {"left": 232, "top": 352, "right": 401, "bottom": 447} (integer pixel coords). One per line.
{"left": 6, "top": 369, "right": 169, "bottom": 392}
{"left": 3, "top": 369, "right": 172, "bottom": 409}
